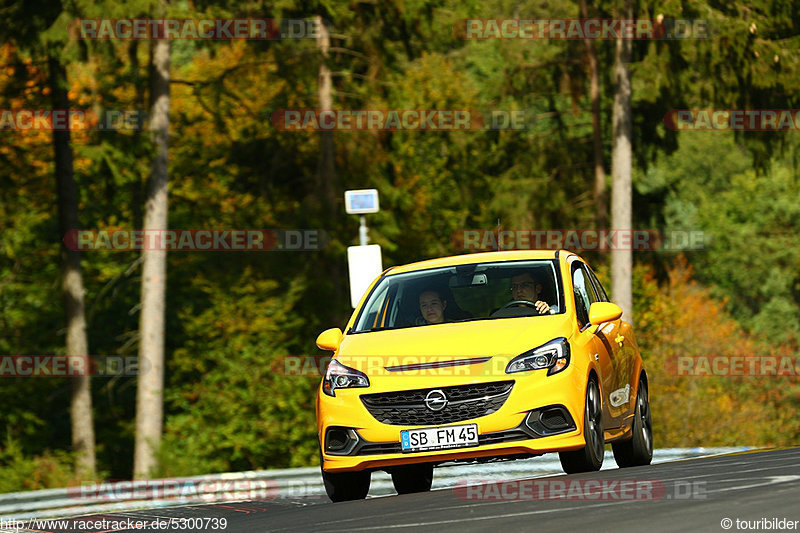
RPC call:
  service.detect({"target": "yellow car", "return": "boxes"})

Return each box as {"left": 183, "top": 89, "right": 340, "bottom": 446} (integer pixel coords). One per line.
{"left": 315, "top": 250, "right": 652, "bottom": 501}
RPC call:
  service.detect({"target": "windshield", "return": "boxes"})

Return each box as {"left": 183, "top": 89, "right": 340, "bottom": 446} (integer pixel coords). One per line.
{"left": 351, "top": 260, "right": 563, "bottom": 333}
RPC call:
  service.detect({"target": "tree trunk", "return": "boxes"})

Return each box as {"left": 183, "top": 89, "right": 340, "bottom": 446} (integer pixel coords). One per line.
{"left": 580, "top": 0, "right": 607, "bottom": 228}
{"left": 314, "top": 14, "right": 349, "bottom": 325}
{"left": 129, "top": 40, "right": 144, "bottom": 228}
{"left": 133, "top": 34, "right": 170, "bottom": 479}
{"left": 316, "top": 15, "right": 336, "bottom": 213}
{"left": 48, "top": 55, "right": 96, "bottom": 479}
{"left": 610, "top": 0, "right": 633, "bottom": 324}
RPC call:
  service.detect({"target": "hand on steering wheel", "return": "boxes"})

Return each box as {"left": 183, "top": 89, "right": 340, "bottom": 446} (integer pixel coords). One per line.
{"left": 499, "top": 300, "right": 550, "bottom": 315}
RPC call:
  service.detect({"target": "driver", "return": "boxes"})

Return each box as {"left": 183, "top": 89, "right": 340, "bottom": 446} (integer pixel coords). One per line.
{"left": 510, "top": 272, "right": 550, "bottom": 315}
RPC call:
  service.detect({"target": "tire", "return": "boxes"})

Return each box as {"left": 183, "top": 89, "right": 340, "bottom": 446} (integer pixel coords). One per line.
{"left": 559, "top": 378, "right": 604, "bottom": 473}
{"left": 612, "top": 378, "right": 653, "bottom": 468}
{"left": 390, "top": 463, "right": 434, "bottom": 495}
{"left": 320, "top": 450, "right": 370, "bottom": 502}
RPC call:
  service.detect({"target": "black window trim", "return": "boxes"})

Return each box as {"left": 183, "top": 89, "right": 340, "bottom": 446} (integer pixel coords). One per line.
{"left": 570, "top": 262, "right": 594, "bottom": 332}
{"left": 584, "top": 264, "right": 609, "bottom": 303}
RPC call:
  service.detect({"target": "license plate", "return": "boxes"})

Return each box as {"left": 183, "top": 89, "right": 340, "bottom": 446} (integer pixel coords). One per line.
{"left": 400, "top": 423, "right": 479, "bottom": 452}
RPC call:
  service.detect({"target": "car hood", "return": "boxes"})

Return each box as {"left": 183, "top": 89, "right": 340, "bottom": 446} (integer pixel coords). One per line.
{"left": 336, "top": 314, "right": 574, "bottom": 379}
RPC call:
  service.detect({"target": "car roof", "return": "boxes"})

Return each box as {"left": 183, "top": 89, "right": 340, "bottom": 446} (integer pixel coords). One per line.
{"left": 385, "top": 250, "right": 567, "bottom": 275}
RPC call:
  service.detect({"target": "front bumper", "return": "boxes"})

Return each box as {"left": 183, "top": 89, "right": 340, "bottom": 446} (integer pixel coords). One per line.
{"left": 317, "top": 367, "right": 588, "bottom": 472}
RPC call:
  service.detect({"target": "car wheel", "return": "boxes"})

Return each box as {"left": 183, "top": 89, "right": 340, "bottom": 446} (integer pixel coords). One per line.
{"left": 391, "top": 463, "right": 434, "bottom": 494}
{"left": 612, "top": 378, "right": 653, "bottom": 468}
{"left": 559, "top": 378, "right": 604, "bottom": 473}
{"left": 320, "top": 450, "right": 370, "bottom": 502}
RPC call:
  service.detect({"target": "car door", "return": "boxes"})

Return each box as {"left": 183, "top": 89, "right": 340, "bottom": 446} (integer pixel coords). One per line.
{"left": 569, "top": 261, "right": 618, "bottom": 430}
{"left": 583, "top": 264, "right": 634, "bottom": 423}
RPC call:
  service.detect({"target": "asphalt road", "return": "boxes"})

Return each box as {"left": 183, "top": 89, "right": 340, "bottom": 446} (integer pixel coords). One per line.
{"left": 22, "top": 447, "right": 800, "bottom": 533}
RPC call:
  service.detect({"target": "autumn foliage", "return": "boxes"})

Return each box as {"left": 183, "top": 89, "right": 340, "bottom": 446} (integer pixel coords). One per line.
{"left": 2, "top": 0, "right": 800, "bottom": 490}
{"left": 635, "top": 258, "right": 799, "bottom": 448}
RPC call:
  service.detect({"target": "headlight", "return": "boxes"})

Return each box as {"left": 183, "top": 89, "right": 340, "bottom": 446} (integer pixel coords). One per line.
{"left": 505, "top": 338, "right": 571, "bottom": 375}
{"left": 322, "top": 359, "right": 370, "bottom": 397}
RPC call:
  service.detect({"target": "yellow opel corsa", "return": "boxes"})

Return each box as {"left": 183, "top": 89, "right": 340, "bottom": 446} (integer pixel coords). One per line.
{"left": 315, "top": 250, "right": 652, "bottom": 501}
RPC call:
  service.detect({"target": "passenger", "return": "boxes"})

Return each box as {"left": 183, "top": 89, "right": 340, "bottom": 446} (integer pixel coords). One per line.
{"left": 418, "top": 289, "right": 447, "bottom": 324}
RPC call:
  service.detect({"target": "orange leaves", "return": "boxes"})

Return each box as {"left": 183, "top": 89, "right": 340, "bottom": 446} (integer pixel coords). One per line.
{"left": 639, "top": 256, "right": 755, "bottom": 359}
{"left": 636, "top": 258, "right": 797, "bottom": 447}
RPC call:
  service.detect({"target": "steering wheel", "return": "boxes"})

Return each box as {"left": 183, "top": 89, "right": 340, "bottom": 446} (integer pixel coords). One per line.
{"left": 498, "top": 300, "right": 538, "bottom": 311}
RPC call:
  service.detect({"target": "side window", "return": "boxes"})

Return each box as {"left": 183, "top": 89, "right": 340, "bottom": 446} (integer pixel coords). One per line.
{"left": 572, "top": 266, "right": 592, "bottom": 329}
{"left": 580, "top": 265, "right": 600, "bottom": 306}
{"left": 356, "top": 281, "right": 390, "bottom": 329}
{"left": 585, "top": 266, "right": 609, "bottom": 302}
{"left": 388, "top": 283, "right": 410, "bottom": 327}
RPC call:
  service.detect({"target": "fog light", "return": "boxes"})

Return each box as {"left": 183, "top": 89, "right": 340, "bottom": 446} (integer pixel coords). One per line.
{"left": 326, "top": 428, "right": 349, "bottom": 451}
{"left": 540, "top": 408, "right": 570, "bottom": 430}
{"left": 324, "top": 426, "right": 360, "bottom": 455}
{"left": 523, "top": 406, "right": 576, "bottom": 437}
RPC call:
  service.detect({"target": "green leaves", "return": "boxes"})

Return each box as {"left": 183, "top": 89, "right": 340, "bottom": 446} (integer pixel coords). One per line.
{"left": 160, "top": 274, "right": 318, "bottom": 474}
{"left": 638, "top": 132, "right": 800, "bottom": 344}
{"left": 1, "top": 0, "right": 799, "bottom": 485}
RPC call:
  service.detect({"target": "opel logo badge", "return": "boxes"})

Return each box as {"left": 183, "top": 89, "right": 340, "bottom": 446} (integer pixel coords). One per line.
{"left": 424, "top": 389, "right": 448, "bottom": 412}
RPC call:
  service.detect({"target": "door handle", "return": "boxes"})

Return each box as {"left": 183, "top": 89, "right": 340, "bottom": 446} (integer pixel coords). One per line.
{"left": 615, "top": 334, "right": 625, "bottom": 346}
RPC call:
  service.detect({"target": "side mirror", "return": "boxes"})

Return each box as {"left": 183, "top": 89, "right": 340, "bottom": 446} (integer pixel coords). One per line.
{"left": 316, "top": 328, "right": 343, "bottom": 351}
{"left": 589, "top": 302, "right": 623, "bottom": 325}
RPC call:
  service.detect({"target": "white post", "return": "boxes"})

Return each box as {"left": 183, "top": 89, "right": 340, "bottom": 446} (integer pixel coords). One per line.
{"left": 359, "top": 215, "right": 369, "bottom": 246}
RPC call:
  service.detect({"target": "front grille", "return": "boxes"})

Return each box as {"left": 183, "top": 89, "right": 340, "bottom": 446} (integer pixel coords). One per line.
{"left": 479, "top": 428, "right": 530, "bottom": 446}
{"left": 357, "top": 441, "right": 402, "bottom": 455}
{"left": 360, "top": 381, "right": 514, "bottom": 426}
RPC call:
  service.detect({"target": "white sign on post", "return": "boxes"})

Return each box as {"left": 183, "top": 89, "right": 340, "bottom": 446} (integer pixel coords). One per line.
{"left": 347, "top": 244, "right": 383, "bottom": 308}
{"left": 344, "top": 189, "right": 380, "bottom": 214}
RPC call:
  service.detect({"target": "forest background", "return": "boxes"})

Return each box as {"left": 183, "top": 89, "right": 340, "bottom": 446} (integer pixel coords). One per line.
{"left": 1, "top": 0, "right": 798, "bottom": 490}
